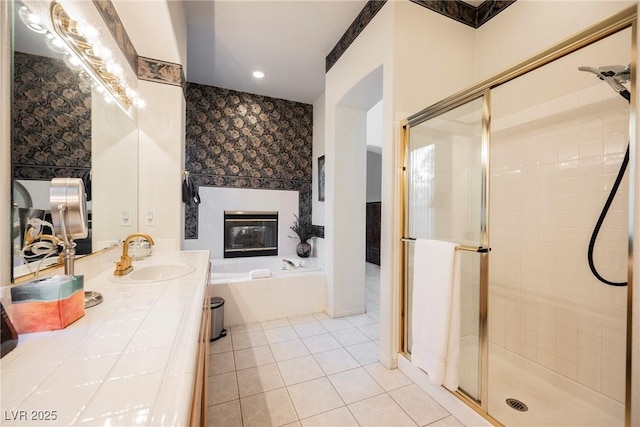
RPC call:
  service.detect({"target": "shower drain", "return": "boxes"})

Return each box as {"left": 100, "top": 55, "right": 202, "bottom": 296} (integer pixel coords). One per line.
{"left": 506, "top": 398, "right": 528, "bottom": 412}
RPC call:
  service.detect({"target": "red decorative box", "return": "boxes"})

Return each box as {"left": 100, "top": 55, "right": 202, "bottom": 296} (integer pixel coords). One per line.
{"left": 10, "top": 275, "right": 85, "bottom": 334}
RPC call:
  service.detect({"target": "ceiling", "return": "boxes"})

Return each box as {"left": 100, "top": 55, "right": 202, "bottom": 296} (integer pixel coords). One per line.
{"left": 184, "top": 1, "right": 488, "bottom": 105}
{"left": 184, "top": 0, "right": 368, "bottom": 104}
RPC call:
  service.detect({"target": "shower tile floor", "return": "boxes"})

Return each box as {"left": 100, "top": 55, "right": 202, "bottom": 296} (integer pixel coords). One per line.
{"left": 206, "top": 263, "right": 466, "bottom": 427}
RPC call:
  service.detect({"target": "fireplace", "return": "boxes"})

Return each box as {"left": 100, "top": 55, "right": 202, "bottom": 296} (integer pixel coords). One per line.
{"left": 224, "top": 211, "right": 278, "bottom": 258}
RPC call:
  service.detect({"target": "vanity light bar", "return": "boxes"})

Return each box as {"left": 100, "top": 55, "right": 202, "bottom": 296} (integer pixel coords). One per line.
{"left": 50, "top": 1, "right": 133, "bottom": 111}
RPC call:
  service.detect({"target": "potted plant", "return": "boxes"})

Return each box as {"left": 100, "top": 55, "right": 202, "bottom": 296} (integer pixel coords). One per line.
{"left": 289, "top": 214, "right": 315, "bottom": 258}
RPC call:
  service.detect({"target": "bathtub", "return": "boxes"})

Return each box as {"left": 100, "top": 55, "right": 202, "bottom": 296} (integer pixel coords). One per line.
{"left": 209, "top": 255, "right": 327, "bottom": 327}
{"left": 210, "top": 255, "right": 322, "bottom": 281}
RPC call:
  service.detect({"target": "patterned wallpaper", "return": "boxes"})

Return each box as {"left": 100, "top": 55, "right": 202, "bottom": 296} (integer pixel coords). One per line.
{"left": 138, "top": 56, "right": 185, "bottom": 89}
{"left": 326, "top": 0, "right": 387, "bottom": 72}
{"left": 185, "top": 83, "right": 313, "bottom": 239}
{"left": 410, "top": 0, "right": 516, "bottom": 27}
{"left": 12, "top": 52, "right": 92, "bottom": 180}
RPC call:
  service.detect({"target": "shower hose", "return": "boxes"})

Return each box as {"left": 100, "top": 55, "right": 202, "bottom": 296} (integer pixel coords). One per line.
{"left": 587, "top": 88, "right": 630, "bottom": 286}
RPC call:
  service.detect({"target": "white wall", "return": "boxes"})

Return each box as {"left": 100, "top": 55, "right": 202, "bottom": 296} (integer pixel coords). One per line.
{"left": 324, "top": 0, "right": 393, "bottom": 331}
{"left": 393, "top": 2, "right": 476, "bottom": 116}
{"left": 322, "top": 0, "right": 478, "bottom": 370}
{"left": 137, "top": 80, "right": 185, "bottom": 248}
{"left": 113, "top": 1, "right": 187, "bottom": 249}
{"left": 182, "top": 187, "right": 300, "bottom": 259}
{"left": 91, "top": 92, "right": 138, "bottom": 249}
{"left": 112, "top": 0, "right": 186, "bottom": 67}
{"left": 475, "top": 0, "right": 635, "bottom": 80}
{"left": 334, "top": 105, "right": 368, "bottom": 316}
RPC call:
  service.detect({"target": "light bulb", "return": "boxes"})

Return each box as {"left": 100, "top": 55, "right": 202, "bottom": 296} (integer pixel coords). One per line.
{"left": 45, "top": 36, "right": 68, "bottom": 55}
{"left": 93, "top": 83, "right": 106, "bottom": 94}
{"left": 92, "top": 43, "right": 113, "bottom": 61}
{"left": 18, "top": 6, "right": 47, "bottom": 34}
{"left": 63, "top": 53, "right": 83, "bottom": 71}
{"left": 76, "top": 21, "right": 101, "bottom": 43}
{"left": 107, "top": 62, "right": 124, "bottom": 78}
{"left": 252, "top": 70, "right": 265, "bottom": 79}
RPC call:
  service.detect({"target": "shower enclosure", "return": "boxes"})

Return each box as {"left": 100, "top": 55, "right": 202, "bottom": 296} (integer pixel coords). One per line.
{"left": 400, "top": 8, "right": 634, "bottom": 427}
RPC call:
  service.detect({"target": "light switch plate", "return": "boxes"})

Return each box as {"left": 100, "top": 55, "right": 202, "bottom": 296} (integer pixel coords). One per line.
{"left": 121, "top": 210, "right": 130, "bottom": 226}
{"left": 146, "top": 210, "right": 155, "bottom": 226}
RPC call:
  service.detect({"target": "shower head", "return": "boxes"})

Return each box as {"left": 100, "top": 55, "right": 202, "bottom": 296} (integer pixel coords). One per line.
{"left": 578, "top": 64, "right": 630, "bottom": 94}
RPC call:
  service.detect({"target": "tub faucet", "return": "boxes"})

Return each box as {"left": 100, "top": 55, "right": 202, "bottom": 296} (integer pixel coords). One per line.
{"left": 114, "top": 233, "right": 155, "bottom": 276}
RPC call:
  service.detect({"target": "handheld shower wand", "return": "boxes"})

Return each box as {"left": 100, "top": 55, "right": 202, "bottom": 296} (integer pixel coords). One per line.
{"left": 579, "top": 64, "right": 630, "bottom": 287}
{"left": 578, "top": 64, "right": 631, "bottom": 99}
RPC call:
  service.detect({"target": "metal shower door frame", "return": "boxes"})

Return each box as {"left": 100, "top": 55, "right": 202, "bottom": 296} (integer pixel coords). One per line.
{"left": 399, "top": 89, "right": 492, "bottom": 414}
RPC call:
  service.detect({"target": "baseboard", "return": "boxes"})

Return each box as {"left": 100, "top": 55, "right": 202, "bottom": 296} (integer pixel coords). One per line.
{"left": 331, "top": 306, "right": 366, "bottom": 318}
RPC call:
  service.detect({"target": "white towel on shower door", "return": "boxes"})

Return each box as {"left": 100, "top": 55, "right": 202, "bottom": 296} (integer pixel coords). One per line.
{"left": 411, "top": 238, "right": 461, "bottom": 392}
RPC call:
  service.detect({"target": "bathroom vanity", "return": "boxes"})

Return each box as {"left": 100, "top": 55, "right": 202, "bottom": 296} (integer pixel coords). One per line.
{"left": 0, "top": 250, "right": 211, "bottom": 426}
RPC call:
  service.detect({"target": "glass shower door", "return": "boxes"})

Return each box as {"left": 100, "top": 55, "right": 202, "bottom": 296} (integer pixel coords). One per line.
{"left": 405, "top": 95, "right": 487, "bottom": 402}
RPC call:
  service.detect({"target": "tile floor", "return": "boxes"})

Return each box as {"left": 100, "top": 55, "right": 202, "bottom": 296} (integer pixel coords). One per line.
{"left": 206, "top": 263, "right": 466, "bottom": 427}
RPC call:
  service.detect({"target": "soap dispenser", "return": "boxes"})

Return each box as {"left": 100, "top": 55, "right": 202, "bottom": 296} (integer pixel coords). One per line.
{"left": 1, "top": 302, "right": 19, "bottom": 358}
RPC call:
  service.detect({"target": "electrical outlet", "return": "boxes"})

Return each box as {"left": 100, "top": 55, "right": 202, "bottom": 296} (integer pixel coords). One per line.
{"left": 121, "top": 210, "right": 130, "bottom": 226}
{"left": 146, "top": 210, "right": 155, "bottom": 226}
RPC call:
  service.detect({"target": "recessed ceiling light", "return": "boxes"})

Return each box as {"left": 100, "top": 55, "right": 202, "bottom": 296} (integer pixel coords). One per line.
{"left": 252, "top": 70, "right": 265, "bottom": 79}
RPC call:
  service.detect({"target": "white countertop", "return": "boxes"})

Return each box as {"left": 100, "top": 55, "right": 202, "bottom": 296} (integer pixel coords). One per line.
{"left": 0, "top": 250, "right": 210, "bottom": 426}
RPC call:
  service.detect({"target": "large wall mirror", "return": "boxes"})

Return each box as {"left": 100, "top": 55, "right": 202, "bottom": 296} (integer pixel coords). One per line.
{"left": 11, "top": 0, "right": 139, "bottom": 280}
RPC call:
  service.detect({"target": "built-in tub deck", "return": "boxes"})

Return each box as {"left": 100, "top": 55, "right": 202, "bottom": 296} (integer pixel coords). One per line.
{"left": 209, "top": 256, "right": 326, "bottom": 327}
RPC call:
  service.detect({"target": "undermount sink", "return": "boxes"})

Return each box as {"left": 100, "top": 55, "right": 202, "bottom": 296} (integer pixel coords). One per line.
{"left": 112, "top": 263, "right": 196, "bottom": 283}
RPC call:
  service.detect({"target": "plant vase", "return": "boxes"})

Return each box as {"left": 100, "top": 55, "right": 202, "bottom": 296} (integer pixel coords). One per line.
{"left": 296, "top": 241, "right": 311, "bottom": 258}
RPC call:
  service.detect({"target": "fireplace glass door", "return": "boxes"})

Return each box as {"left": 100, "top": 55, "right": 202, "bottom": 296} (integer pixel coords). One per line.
{"left": 224, "top": 211, "right": 278, "bottom": 258}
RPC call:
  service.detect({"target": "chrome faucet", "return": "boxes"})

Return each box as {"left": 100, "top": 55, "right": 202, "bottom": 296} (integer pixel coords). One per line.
{"left": 114, "top": 233, "right": 155, "bottom": 276}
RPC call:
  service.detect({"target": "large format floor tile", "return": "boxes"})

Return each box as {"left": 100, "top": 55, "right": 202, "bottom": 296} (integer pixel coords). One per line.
{"left": 204, "top": 262, "right": 464, "bottom": 427}
{"left": 287, "top": 377, "right": 344, "bottom": 419}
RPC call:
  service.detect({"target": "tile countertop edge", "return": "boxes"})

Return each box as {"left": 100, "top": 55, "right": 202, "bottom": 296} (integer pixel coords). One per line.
{"left": 150, "top": 251, "right": 210, "bottom": 426}
{"left": 0, "top": 250, "right": 211, "bottom": 427}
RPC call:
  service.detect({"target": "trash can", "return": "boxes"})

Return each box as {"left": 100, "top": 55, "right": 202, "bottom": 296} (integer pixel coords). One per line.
{"left": 210, "top": 297, "right": 227, "bottom": 342}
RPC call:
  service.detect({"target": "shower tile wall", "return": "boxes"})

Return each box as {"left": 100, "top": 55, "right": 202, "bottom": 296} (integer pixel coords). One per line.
{"left": 489, "top": 84, "right": 628, "bottom": 402}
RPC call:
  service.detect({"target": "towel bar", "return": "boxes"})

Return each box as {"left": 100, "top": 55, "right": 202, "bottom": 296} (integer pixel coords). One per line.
{"left": 401, "top": 237, "right": 490, "bottom": 253}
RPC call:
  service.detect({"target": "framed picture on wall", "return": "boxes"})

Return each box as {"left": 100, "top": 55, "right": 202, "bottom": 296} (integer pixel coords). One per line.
{"left": 318, "top": 155, "right": 325, "bottom": 202}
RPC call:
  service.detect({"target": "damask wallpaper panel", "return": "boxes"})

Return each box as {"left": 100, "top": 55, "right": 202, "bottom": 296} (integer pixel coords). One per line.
{"left": 12, "top": 52, "right": 92, "bottom": 180}
{"left": 185, "top": 83, "right": 313, "bottom": 239}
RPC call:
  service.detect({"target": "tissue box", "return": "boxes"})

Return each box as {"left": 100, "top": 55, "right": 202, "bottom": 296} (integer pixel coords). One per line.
{"left": 10, "top": 275, "right": 85, "bottom": 334}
